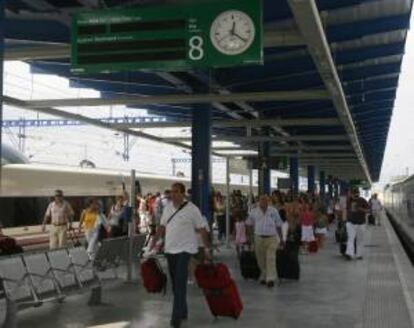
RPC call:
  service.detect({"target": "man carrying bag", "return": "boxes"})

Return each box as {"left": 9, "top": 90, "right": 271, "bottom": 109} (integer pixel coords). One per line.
{"left": 150, "top": 182, "right": 211, "bottom": 328}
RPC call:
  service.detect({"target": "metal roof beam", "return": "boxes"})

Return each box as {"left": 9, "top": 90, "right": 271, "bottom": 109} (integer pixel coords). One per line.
{"left": 163, "top": 135, "right": 348, "bottom": 143}
{"left": 116, "top": 117, "right": 341, "bottom": 129}
{"left": 213, "top": 145, "right": 353, "bottom": 152}
{"left": 288, "top": 0, "right": 372, "bottom": 185}
{"left": 246, "top": 153, "right": 356, "bottom": 158}
{"left": 3, "top": 95, "right": 209, "bottom": 153}
{"left": 23, "top": 90, "right": 329, "bottom": 108}
{"left": 6, "top": 44, "right": 71, "bottom": 61}
{"left": 264, "top": 30, "right": 304, "bottom": 47}
{"left": 271, "top": 145, "right": 352, "bottom": 151}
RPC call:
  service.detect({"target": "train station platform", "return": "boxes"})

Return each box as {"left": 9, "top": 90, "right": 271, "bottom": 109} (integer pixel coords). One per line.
{"left": 13, "top": 215, "right": 414, "bottom": 328}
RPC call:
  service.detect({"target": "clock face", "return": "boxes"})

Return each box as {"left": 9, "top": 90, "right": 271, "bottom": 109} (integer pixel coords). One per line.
{"left": 210, "top": 10, "right": 256, "bottom": 56}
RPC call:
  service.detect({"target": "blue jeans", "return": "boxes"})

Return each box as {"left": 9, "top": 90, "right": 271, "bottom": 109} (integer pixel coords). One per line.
{"left": 165, "top": 252, "right": 191, "bottom": 323}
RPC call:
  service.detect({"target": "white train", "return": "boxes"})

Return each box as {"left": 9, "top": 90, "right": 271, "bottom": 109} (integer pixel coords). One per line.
{"left": 383, "top": 175, "right": 414, "bottom": 257}
{"left": 0, "top": 145, "right": 256, "bottom": 227}
{"left": 0, "top": 163, "right": 254, "bottom": 198}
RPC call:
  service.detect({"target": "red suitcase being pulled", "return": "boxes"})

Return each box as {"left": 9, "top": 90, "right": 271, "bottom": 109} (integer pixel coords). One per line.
{"left": 140, "top": 257, "right": 167, "bottom": 294}
{"left": 195, "top": 263, "right": 232, "bottom": 289}
{"left": 195, "top": 263, "right": 243, "bottom": 319}
{"left": 308, "top": 240, "right": 319, "bottom": 253}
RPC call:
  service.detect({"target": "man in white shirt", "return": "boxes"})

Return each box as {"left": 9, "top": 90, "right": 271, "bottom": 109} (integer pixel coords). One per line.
{"left": 151, "top": 182, "right": 211, "bottom": 328}
{"left": 369, "top": 193, "right": 383, "bottom": 226}
{"left": 42, "top": 189, "right": 74, "bottom": 249}
{"left": 246, "top": 194, "right": 283, "bottom": 288}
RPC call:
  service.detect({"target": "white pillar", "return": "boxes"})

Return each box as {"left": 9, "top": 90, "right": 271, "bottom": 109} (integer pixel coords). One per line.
{"left": 127, "top": 169, "right": 136, "bottom": 282}
{"left": 248, "top": 169, "right": 253, "bottom": 210}
{"left": 225, "top": 157, "right": 231, "bottom": 247}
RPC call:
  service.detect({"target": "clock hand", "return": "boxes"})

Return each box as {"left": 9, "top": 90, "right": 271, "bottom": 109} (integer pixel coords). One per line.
{"left": 231, "top": 21, "right": 236, "bottom": 35}
{"left": 233, "top": 32, "right": 247, "bottom": 42}
{"left": 218, "top": 33, "right": 230, "bottom": 43}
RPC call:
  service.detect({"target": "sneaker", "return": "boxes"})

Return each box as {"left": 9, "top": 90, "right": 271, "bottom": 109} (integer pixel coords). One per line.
{"left": 267, "top": 281, "right": 275, "bottom": 288}
{"left": 260, "top": 280, "right": 266, "bottom": 285}
{"left": 356, "top": 256, "right": 363, "bottom": 260}
{"left": 344, "top": 255, "right": 353, "bottom": 261}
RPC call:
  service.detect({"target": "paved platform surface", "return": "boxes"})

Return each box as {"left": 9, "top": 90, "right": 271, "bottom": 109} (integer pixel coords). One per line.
{"left": 16, "top": 215, "right": 414, "bottom": 328}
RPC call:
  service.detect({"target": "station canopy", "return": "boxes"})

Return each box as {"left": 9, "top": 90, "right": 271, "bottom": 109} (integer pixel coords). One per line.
{"left": 3, "top": 0, "right": 413, "bottom": 183}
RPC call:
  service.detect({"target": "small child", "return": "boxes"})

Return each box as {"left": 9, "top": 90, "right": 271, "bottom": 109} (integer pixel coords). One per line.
{"left": 234, "top": 215, "right": 247, "bottom": 257}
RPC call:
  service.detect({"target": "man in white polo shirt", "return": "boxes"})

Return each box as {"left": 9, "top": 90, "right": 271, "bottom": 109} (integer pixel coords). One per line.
{"left": 247, "top": 194, "right": 283, "bottom": 288}
{"left": 151, "top": 182, "right": 211, "bottom": 328}
{"left": 42, "top": 189, "right": 74, "bottom": 249}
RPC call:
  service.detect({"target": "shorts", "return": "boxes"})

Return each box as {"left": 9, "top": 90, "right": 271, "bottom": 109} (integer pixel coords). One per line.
{"left": 315, "top": 227, "right": 327, "bottom": 235}
{"left": 301, "top": 225, "right": 315, "bottom": 242}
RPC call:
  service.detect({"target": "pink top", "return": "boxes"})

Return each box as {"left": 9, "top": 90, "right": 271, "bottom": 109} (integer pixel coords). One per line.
{"left": 235, "top": 221, "right": 247, "bottom": 245}
{"left": 301, "top": 210, "right": 315, "bottom": 226}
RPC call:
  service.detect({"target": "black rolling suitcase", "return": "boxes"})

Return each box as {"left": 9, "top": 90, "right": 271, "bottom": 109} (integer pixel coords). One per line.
{"left": 336, "top": 220, "right": 347, "bottom": 255}
{"left": 276, "top": 242, "right": 300, "bottom": 281}
{"left": 239, "top": 245, "right": 260, "bottom": 280}
{"left": 368, "top": 214, "right": 375, "bottom": 225}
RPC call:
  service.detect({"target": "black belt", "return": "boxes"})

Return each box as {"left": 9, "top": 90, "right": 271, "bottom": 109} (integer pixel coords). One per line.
{"left": 258, "top": 235, "right": 275, "bottom": 238}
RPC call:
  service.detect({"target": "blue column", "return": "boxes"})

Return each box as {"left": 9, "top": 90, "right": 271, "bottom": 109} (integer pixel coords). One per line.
{"left": 0, "top": 1, "right": 4, "bottom": 182}
{"left": 319, "top": 171, "right": 326, "bottom": 195}
{"left": 333, "top": 177, "right": 339, "bottom": 199}
{"left": 289, "top": 157, "right": 299, "bottom": 196}
{"left": 307, "top": 165, "right": 315, "bottom": 193}
{"left": 258, "top": 141, "right": 271, "bottom": 195}
{"left": 339, "top": 180, "right": 349, "bottom": 196}
{"left": 328, "top": 175, "right": 333, "bottom": 198}
{"left": 191, "top": 104, "right": 212, "bottom": 221}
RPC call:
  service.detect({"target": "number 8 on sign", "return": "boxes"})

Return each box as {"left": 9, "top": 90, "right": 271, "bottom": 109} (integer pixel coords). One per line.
{"left": 189, "top": 36, "right": 204, "bottom": 61}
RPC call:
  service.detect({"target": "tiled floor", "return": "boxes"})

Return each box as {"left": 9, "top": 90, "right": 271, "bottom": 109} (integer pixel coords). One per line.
{"left": 15, "top": 219, "right": 413, "bottom": 328}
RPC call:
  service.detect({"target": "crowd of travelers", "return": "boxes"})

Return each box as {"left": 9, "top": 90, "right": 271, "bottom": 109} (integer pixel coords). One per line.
{"left": 36, "top": 184, "right": 383, "bottom": 328}
{"left": 38, "top": 185, "right": 383, "bottom": 261}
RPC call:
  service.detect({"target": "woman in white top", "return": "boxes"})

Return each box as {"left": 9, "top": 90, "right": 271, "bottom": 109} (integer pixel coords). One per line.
{"left": 108, "top": 195, "right": 125, "bottom": 237}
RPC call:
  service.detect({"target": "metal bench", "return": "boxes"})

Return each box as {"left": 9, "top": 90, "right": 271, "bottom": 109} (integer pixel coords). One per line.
{"left": 23, "top": 253, "right": 65, "bottom": 304}
{"left": 93, "top": 237, "right": 126, "bottom": 280}
{"left": 0, "top": 256, "right": 39, "bottom": 327}
{"left": 93, "top": 235, "right": 146, "bottom": 280}
{"left": 68, "top": 247, "right": 102, "bottom": 305}
{"left": 0, "top": 236, "right": 145, "bottom": 327}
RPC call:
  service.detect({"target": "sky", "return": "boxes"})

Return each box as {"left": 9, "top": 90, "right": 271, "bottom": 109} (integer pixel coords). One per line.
{"left": 379, "top": 14, "right": 414, "bottom": 183}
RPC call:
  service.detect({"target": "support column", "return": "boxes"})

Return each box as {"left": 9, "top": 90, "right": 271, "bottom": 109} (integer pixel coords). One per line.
{"left": 333, "top": 177, "right": 339, "bottom": 199}
{"left": 328, "top": 175, "right": 333, "bottom": 199}
{"left": 127, "top": 169, "right": 136, "bottom": 282}
{"left": 339, "top": 180, "right": 349, "bottom": 196}
{"left": 225, "top": 157, "right": 230, "bottom": 246}
{"left": 289, "top": 157, "right": 299, "bottom": 196}
{"left": 0, "top": 1, "right": 4, "bottom": 185}
{"left": 319, "top": 170, "right": 326, "bottom": 196}
{"left": 258, "top": 141, "right": 271, "bottom": 195}
{"left": 248, "top": 168, "right": 253, "bottom": 209}
{"left": 191, "top": 103, "right": 212, "bottom": 221}
{"left": 307, "top": 165, "right": 315, "bottom": 194}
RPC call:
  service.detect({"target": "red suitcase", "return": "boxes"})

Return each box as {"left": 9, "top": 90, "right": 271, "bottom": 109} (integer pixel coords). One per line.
{"left": 195, "top": 263, "right": 232, "bottom": 289}
{"left": 140, "top": 257, "right": 167, "bottom": 294}
{"left": 308, "top": 240, "right": 318, "bottom": 253}
{"left": 195, "top": 263, "right": 243, "bottom": 319}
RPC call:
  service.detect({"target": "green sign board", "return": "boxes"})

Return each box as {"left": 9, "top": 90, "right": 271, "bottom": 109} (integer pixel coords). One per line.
{"left": 71, "top": 0, "right": 263, "bottom": 74}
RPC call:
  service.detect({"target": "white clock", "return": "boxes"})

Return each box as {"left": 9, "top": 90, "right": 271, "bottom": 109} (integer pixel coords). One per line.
{"left": 210, "top": 10, "right": 256, "bottom": 56}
